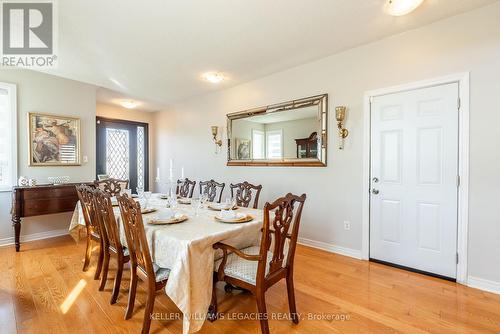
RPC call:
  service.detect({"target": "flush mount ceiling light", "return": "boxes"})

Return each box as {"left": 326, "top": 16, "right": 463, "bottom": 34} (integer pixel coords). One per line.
{"left": 202, "top": 71, "right": 226, "bottom": 84}
{"left": 121, "top": 100, "right": 138, "bottom": 109}
{"left": 385, "top": 0, "right": 424, "bottom": 16}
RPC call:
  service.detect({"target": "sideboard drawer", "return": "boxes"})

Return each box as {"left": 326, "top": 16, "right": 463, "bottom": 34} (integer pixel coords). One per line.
{"left": 22, "top": 185, "right": 78, "bottom": 200}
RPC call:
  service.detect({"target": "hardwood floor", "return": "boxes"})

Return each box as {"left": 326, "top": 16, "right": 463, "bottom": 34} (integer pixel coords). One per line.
{"left": 1, "top": 236, "right": 500, "bottom": 334}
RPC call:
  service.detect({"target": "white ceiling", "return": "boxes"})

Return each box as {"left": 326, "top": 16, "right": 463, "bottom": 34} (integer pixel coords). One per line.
{"left": 43, "top": 0, "right": 496, "bottom": 111}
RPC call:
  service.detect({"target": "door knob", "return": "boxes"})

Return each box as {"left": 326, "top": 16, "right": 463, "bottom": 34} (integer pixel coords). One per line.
{"left": 372, "top": 189, "right": 379, "bottom": 195}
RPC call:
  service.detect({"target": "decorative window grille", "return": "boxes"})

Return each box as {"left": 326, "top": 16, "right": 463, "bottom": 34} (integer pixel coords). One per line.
{"left": 106, "top": 128, "right": 130, "bottom": 180}
{"left": 137, "top": 126, "right": 145, "bottom": 189}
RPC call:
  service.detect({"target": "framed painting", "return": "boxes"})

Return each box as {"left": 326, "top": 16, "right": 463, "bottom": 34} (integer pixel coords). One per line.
{"left": 28, "top": 113, "right": 81, "bottom": 166}
{"left": 235, "top": 138, "right": 251, "bottom": 160}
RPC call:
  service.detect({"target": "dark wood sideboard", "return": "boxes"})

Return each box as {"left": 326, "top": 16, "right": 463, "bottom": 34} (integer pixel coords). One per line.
{"left": 11, "top": 183, "right": 92, "bottom": 252}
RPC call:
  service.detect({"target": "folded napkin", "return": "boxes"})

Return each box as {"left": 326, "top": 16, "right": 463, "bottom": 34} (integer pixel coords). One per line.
{"left": 151, "top": 210, "right": 184, "bottom": 223}
{"left": 219, "top": 209, "right": 246, "bottom": 220}
{"left": 211, "top": 203, "right": 235, "bottom": 210}
{"left": 156, "top": 209, "right": 176, "bottom": 220}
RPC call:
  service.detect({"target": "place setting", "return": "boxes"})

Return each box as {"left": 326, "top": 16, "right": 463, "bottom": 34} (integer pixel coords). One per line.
{"left": 147, "top": 208, "right": 189, "bottom": 225}
{"left": 214, "top": 209, "right": 254, "bottom": 224}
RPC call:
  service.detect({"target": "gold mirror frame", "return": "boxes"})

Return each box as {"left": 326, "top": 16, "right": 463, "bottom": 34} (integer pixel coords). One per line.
{"left": 227, "top": 94, "right": 328, "bottom": 167}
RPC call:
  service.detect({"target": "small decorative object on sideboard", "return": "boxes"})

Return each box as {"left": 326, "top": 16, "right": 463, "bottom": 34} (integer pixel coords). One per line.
{"left": 335, "top": 106, "right": 349, "bottom": 150}
{"left": 18, "top": 176, "right": 29, "bottom": 186}
{"left": 28, "top": 179, "right": 37, "bottom": 187}
{"left": 48, "top": 176, "right": 70, "bottom": 185}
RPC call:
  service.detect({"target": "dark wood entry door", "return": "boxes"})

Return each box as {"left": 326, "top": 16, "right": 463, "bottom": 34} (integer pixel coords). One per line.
{"left": 96, "top": 117, "right": 149, "bottom": 192}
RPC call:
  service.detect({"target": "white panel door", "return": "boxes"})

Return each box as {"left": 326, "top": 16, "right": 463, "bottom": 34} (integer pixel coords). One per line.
{"left": 370, "top": 83, "right": 459, "bottom": 278}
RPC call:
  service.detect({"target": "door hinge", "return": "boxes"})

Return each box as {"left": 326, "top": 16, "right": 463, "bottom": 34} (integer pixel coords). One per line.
{"left": 457, "top": 97, "right": 461, "bottom": 111}
{"left": 456, "top": 175, "right": 461, "bottom": 187}
{"left": 456, "top": 253, "right": 459, "bottom": 264}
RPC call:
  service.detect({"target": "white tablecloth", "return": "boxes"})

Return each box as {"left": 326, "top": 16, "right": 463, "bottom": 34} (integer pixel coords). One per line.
{"left": 69, "top": 195, "right": 262, "bottom": 333}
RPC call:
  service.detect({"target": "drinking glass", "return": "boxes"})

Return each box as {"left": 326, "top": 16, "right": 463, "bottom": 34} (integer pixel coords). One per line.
{"left": 136, "top": 187, "right": 144, "bottom": 198}
{"left": 225, "top": 196, "right": 236, "bottom": 209}
{"left": 143, "top": 191, "right": 152, "bottom": 209}
{"left": 169, "top": 197, "right": 178, "bottom": 214}
{"left": 191, "top": 197, "right": 201, "bottom": 217}
{"left": 200, "top": 193, "right": 209, "bottom": 208}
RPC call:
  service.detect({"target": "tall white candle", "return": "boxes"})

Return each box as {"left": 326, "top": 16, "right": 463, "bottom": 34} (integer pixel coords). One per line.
{"left": 181, "top": 167, "right": 184, "bottom": 179}
{"left": 169, "top": 159, "right": 173, "bottom": 170}
{"left": 156, "top": 167, "right": 160, "bottom": 180}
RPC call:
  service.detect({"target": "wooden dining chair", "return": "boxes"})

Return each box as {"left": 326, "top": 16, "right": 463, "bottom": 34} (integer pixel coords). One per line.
{"left": 199, "top": 179, "right": 225, "bottom": 203}
{"left": 230, "top": 181, "right": 263, "bottom": 209}
{"left": 117, "top": 194, "right": 170, "bottom": 334}
{"left": 210, "top": 193, "right": 307, "bottom": 334}
{"left": 93, "top": 188, "right": 130, "bottom": 304}
{"left": 94, "top": 178, "right": 129, "bottom": 197}
{"left": 176, "top": 178, "right": 196, "bottom": 198}
{"left": 76, "top": 184, "right": 104, "bottom": 280}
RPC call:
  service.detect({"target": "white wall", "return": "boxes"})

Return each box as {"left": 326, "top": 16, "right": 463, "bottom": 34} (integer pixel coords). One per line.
{"left": 0, "top": 70, "right": 96, "bottom": 244}
{"left": 154, "top": 3, "right": 500, "bottom": 285}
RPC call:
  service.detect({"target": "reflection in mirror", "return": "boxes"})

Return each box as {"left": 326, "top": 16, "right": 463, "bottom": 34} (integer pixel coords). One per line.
{"left": 227, "top": 94, "right": 327, "bottom": 167}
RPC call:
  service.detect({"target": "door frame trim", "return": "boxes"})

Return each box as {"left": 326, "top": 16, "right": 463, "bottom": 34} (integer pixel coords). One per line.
{"left": 361, "top": 72, "right": 470, "bottom": 284}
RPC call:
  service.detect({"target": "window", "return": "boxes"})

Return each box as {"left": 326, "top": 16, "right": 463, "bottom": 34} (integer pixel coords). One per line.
{"left": 0, "top": 83, "right": 17, "bottom": 192}
{"left": 251, "top": 129, "right": 265, "bottom": 159}
{"left": 266, "top": 130, "right": 283, "bottom": 159}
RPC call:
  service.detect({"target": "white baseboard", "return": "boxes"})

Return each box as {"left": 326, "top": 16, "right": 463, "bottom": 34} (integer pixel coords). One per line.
{"left": 300, "top": 237, "right": 500, "bottom": 296}
{"left": 298, "top": 237, "right": 362, "bottom": 259}
{"left": 0, "top": 229, "right": 69, "bottom": 248}
{"left": 467, "top": 276, "right": 500, "bottom": 295}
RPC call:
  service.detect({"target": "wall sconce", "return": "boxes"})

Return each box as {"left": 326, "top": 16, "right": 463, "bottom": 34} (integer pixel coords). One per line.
{"left": 211, "top": 125, "right": 223, "bottom": 153}
{"left": 335, "top": 106, "right": 349, "bottom": 150}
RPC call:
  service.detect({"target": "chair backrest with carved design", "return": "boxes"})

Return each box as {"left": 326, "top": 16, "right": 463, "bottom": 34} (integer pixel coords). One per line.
{"left": 94, "top": 188, "right": 123, "bottom": 252}
{"left": 94, "top": 178, "right": 129, "bottom": 197}
{"left": 230, "top": 182, "right": 263, "bottom": 209}
{"left": 117, "top": 194, "right": 155, "bottom": 279}
{"left": 176, "top": 178, "right": 196, "bottom": 198}
{"left": 256, "top": 193, "right": 306, "bottom": 284}
{"left": 76, "top": 184, "right": 100, "bottom": 236}
{"left": 199, "top": 179, "right": 225, "bottom": 203}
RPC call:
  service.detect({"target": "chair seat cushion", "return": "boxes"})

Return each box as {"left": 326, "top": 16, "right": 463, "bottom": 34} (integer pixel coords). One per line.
{"left": 152, "top": 263, "right": 170, "bottom": 282}
{"left": 214, "top": 246, "right": 273, "bottom": 285}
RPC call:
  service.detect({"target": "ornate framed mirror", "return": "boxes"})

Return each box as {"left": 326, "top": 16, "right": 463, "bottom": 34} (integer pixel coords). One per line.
{"left": 227, "top": 94, "right": 328, "bottom": 167}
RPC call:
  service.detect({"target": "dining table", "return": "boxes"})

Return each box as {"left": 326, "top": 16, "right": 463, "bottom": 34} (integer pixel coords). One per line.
{"left": 68, "top": 194, "right": 263, "bottom": 334}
